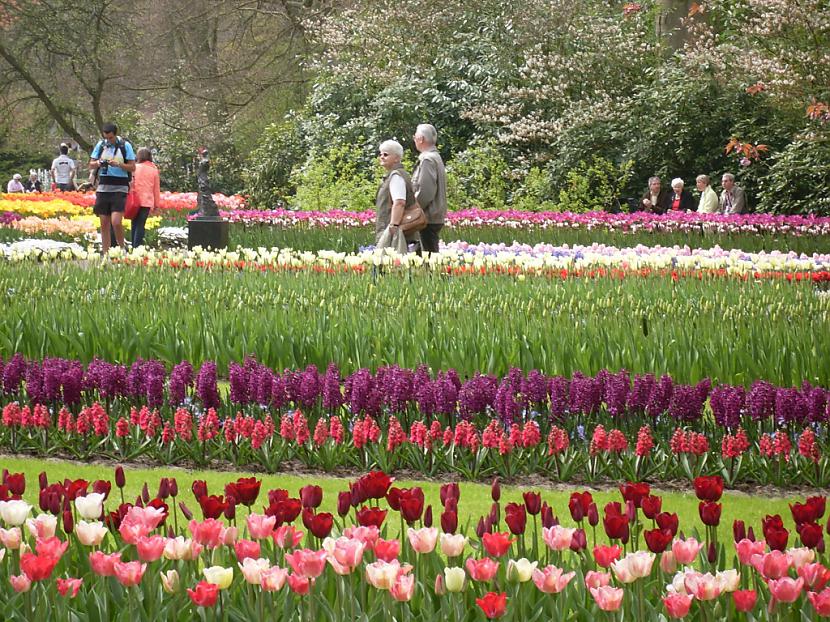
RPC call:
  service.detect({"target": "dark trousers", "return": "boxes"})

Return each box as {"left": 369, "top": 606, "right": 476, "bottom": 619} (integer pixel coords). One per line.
{"left": 131, "top": 207, "right": 150, "bottom": 247}
{"left": 418, "top": 223, "right": 443, "bottom": 254}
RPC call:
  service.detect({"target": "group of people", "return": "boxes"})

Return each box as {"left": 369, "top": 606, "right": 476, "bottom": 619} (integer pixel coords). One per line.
{"left": 374, "top": 123, "right": 447, "bottom": 255}
{"left": 6, "top": 143, "right": 79, "bottom": 193}
{"left": 638, "top": 173, "right": 748, "bottom": 215}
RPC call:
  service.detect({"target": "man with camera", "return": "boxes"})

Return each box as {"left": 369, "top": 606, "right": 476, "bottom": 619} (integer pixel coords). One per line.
{"left": 89, "top": 122, "right": 136, "bottom": 254}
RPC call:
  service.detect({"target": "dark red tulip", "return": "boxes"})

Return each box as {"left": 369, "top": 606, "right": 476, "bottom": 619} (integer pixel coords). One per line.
{"left": 386, "top": 487, "right": 401, "bottom": 511}
{"left": 337, "top": 491, "right": 352, "bottom": 517}
{"left": 268, "top": 489, "right": 289, "bottom": 505}
{"left": 791, "top": 501, "right": 820, "bottom": 526}
{"left": 698, "top": 502, "right": 722, "bottom": 527}
{"left": 92, "top": 480, "right": 111, "bottom": 499}
{"left": 423, "top": 505, "right": 433, "bottom": 528}
{"left": 625, "top": 500, "right": 637, "bottom": 523}
{"left": 733, "top": 520, "right": 746, "bottom": 543}
{"left": 398, "top": 488, "right": 425, "bottom": 524}
{"left": 747, "top": 526, "right": 756, "bottom": 542}
{"left": 476, "top": 517, "right": 486, "bottom": 538}
{"left": 569, "top": 491, "right": 593, "bottom": 522}
{"left": 693, "top": 476, "right": 724, "bottom": 503}
{"left": 799, "top": 522, "right": 823, "bottom": 549}
{"left": 505, "top": 503, "right": 526, "bottom": 535}
{"left": 356, "top": 506, "right": 387, "bottom": 528}
{"left": 114, "top": 466, "right": 126, "bottom": 489}
{"left": 225, "top": 477, "right": 261, "bottom": 507}
{"left": 38, "top": 472, "right": 48, "bottom": 491}
{"left": 641, "top": 495, "right": 662, "bottom": 520}
{"left": 104, "top": 503, "right": 133, "bottom": 531}
{"left": 541, "top": 503, "right": 558, "bottom": 529}
{"left": 587, "top": 503, "right": 599, "bottom": 527}
{"left": 224, "top": 497, "right": 236, "bottom": 521}
{"left": 444, "top": 497, "right": 458, "bottom": 513}
{"left": 523, "top": 491, "right": 542, "bottom": 516}
{"left": 169, "top": 478, "right": 179, "bottom": 498}
{"left": 644, "top": 528, "right": 673, "bottom": 553}
{"left": 63, "top": 479, "right": 88, "bottom": 501}
{"left": 354, "top": 471, "right": 392, "bottom": 500}
{"left": 441, "top": 509, "right": 458, "bottom": 534}
{"left": 440, "top": 483, "right": 460, "bottom": 507}
{"left": 807, "top": 496, "right": 826, "bottom": 520}
{"left": 604, "top": 514, "right": 629, "bottom": 542}
{"left": 0, "top": 484, "right": 10, "bottom": 502}
{"left": 178, "top": 501, "right": 193, "bottom": 521}
{"left": 300, "top": 485, "right": 323, "bottom": 509}
{"left": 707, "top": 541, "right": 718, "bottom": 563}
{"left": 619, "top": 482, "right": 650, "bottom": 508}
{"left": 141, "top": 483, "right": 150, "bottom": 504}
{"left": 570, "top": 528, "right": 587, "bottom": 552}
{"left": 308, "top": 511, "right": 334, "bottom": 539}
{"left": 656, "top": 512, "right": 679, "bottom": 536}
{"left": 62, "top": 509, "right": 74, "bottom": 534}
{"left": 191, "top": 480, "right": 208, "bottom": 500}
{"left": 199, "top": 494, "right": 229, "bottom": 520}
{"left": 264, "top": 498, "right": 302, "bottom": 525}
{"left": 157, "top": 478, "right": 170, "bottom": 500}
{"left": 491, "top": 477, "right": 500, "bottom": 502}
{"left": 489, "top": 502, "right": 499, "bottom": 526}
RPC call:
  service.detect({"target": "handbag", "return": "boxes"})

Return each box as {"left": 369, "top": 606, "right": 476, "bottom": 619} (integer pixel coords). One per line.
{"left": 124, "top": 189, "right": 140, "bottom": 219}
{"left": 400, "top": 203, "right": 427, "bottom": 234}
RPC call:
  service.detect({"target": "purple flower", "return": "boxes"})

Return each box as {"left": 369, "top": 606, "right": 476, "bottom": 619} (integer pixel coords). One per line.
{"left": 2, "top": 353, "right": 26, "bottom": 395}
{"left": 297, "top": 364, "right": 322, "bottom": 408}
{"left": 667, "top": 379, "right": 710, "bottom": 422}
{"left": 322, "top": 363, "right": 344, "bottom": 412}
{"left": 603, "top": 370, "right": 630, "bottom": 418}
{"left": 627, "top": 373, "right": 655, "bottom": 416}
{"left": 433, "top": 372, "right": 459, "bottom": 416}
{"left": 195, "top": 361, "right": 220, "bottom": 409}
{"left": 747, "top": 380, "right": 776, "bottom": 421}
{"left": 710, "top": 384, "right": 746, "bottom": 428}
{"left": 646, "top": 374, "right": 673, "bottom": 418}
{"left": 168, "top": 360, "right": 194, "bottom": 406}
{"left": 344, "top": 368, "right": 381, "bottom": 417}
{"left": 522, "top": 370, "right": 548, "bottom": 405}
{"left": 378, "top": 365, "right": 413, "bottom": 413}
{"left": 547, "top": 376, "right": 570, "bottom": 420}
{"left": 775, "top": 388, "right": 808, "bottom": 425}
{"left": 25, "top": 360, "right": 44, "bottom": 404}
{"left": 459, "top": 373, "right": 498, "bottom": 419}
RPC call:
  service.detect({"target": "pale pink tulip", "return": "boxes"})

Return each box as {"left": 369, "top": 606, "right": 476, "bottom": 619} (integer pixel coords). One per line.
{"left": 585, "top": 570, "right": 611, "bottom": 589}
{"left": 684, "top": 571, "right": 722, "bottom": 601}
{"left": 590, "top": 586, "right": 624, "bottom": 611}
{"left": 365, "top": 559, "right": 411, "bottom": 590}
{"left": 391, "top": 574, "right": 415, "bottom": 602}
{"left": 9, "top": 574, "right": 31, "bottom": 593}
{"left": 612, "top": 551, "right": 655, "bottom": 583}
{"left": 273, "top": 525, "right": 304, "bottom": 549}
{"left": 239, "top": 558, "right": 271, "bottom": 585}
{"left": 164, "top": 536, "right": 202, "bottom": 561}
{"left": 75, "top": 521, "right": 108, "bottom": 546}
{"left": 532, "top": 565, "right": 575, "bottom": 593}
{"left": 465, "top": 557, "right": 499, "bottom": 582}
{"left": 221, "top": 526, "right": 238, "bottom": 546}
{"left": 285, "top": 549, "right": 328, "bottom": 579}
{"left": 343, "top": 525, "right": 380, "bottom": 550}
{"left": 246, "top": 513, "right": 276, "bottom": 540}
{"left": 0, "top": 527, "right": 23, "bottom": 549}
{"left": 407, "top": 527, "right": 438, "bottom": 554}
{"left": 768, "top": 576, "right": 804, "bottom": 603}
{"left": 114, "top": 560, "right": 147, "bottom": 587}
{"left": 660, "top": 551, "right": 677, "bottom": 574}
{"left": 440, "top": 533, "right": 467, "bottom": 557}
{"left": 787, "top": 547, "right": 815, "bottom": 569}
{"left": 26, "top": 514, "right": 57, "bottom": 539}
{"left": 671, "top": 537, "right": 703, "bottom": 565}
{"left": 135, "top": 535, "right": 166, "bottom": 562}
{"left": 543, "top": 525, "right": 577, "bottom": 551}
{"left": 716, "top": 569, "right": 740, "bottom": 592}
{"left": 261, "top": 567, "right": 288, "bottom": 591}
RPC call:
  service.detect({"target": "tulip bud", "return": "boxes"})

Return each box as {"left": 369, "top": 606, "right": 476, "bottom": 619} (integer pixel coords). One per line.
{"left": 135, "top": 496, "right": 143, "bottom": 507}
{"left": 169, "top": 478, "right": 178, "bottom": 498}
{"left": 570, "top": 528, "right": 587, "bottom": 552}
{"left": 441, "top": 509, "right": 458, "bottom": 534}
{"left": 625, "top": 500, "right": 636, "bottom": 523}
{"left": 179, "top": 501, "right": 193, "bottom": 521}
{"left": 224, "top": 498, "right": 236, "bottom": 521}
{"left": 49, "top": 493, "right": 62, "bottom": 516}
{"left": 489, "top": 502, "right": 499, "bottom": 525}
{"left": 587, "top": 503, "right": 599, "bottom": 527}
{"left": 158, "top": 478, "right": 170, "bottom": 500}
{"left": 337, "top": 491, "right": 352, "bottom": 517}
{"left": 476, "top": 517, "right": 486, "bottom": 538}
{"left": 747, "top": 527, "right": 756, "bottom": 542}
{"left": 733, "top": 520, "right": 746, "bottom": 543}
{"left": 38, "top": 472, "right": 48, "bottom": 491}
{"left": 541, "top": 504, "right": 558, "bottom": 529}
{"left": 62, "top": 509, "right": 74, "bottom": 534}
{"left": 115, "top": 466, "right": 125, "bottom": 489}
{"left": 818, "top": 539, "right": 826, "bottom": 554}
{"left": 38, "top": 490, "right": 48, "bottom": 513}
{"left": 707, "top": 541, "right": 717, "bottom": 564}
{"left": 423, "top": 505, "right": 433, "bottom": 528}
{"left": 491, "top": 477, "right": 500, "bottom": 502}
{"left": 2, "top": 469, "right": 8, "bottom": 484}
{"left": 142, "top": 483, "right": 150, "bottom": 504}
{"left": 434, "top": 574, "right": 446, "bottom": 595}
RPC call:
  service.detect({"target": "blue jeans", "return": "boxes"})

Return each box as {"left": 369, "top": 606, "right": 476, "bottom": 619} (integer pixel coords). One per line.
{"left": 131, "top": 207, "right": 150, "bottom": 247}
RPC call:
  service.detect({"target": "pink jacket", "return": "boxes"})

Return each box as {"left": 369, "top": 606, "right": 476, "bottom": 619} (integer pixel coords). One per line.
{"left": 133, "top": 161, "right": 161, "bottom": 209}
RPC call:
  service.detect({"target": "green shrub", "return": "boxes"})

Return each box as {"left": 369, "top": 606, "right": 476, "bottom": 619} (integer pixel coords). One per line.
{"left": 554, "top": 157, "right": 634, "bottom": 212}
{"left": 446, "top": 142, "right": 510, "bottom": 210}
{"left": 242, "top": 119, "right": 305, "bottom": 208}
{"left": 290, "top": 144, "right": 382, "bottom": 212}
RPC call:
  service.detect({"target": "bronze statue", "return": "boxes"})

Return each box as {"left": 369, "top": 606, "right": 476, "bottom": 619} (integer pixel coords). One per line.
{"left": 196, "top": 148, "right": 219, "bottom": 219}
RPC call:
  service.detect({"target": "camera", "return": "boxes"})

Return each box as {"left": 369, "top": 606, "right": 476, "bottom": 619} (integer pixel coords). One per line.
{"left": 99, "top": 159, "right": 110, "bottom": 173}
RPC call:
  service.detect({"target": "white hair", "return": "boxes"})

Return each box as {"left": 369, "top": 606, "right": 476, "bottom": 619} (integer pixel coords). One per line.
{"left": 671, "top": 178, "right": 684, "bottom": 188}
{"left": 378, "top": 140, "right": 403, "bottom": 159}
{"left": 722, "top": 173, "right": 735, "bottom": 182}
{"left": 696, "top": 174, "right": 709, "bottom": 184}
{"left": 415, "top": 124, "right": 438, "bottom": 145}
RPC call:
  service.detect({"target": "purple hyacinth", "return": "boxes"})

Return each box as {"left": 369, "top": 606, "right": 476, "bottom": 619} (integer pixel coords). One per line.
{"left": 344, "top": 368, "right": 381, "bottom": 417}
{"left": 801, "top": 382, "right": 828, "bottom": 423}
{"left": 85, "top": 359, "right": 127, "bottom": 400}
{"left": 229, "top": 361, "right": 249, "bottom": 405}
{"left": 42, "top": 358, "right": 69, "bottom": 402}
{"left": 25, "top": 360, "right": 45, "bottom": 404}
{"left": 646, "top": 374, "right": 674, "bottom": 418}
{"left": 378, "top": 365, "right": 414, "bottom": 414}
{"left": 459, "top": 373, "right": 498, "bottom": 419}
{"left": 433, "top": 372, "right": 459, "bottom": 416}
{"left": 143, "top": 360, "right": 166, "bottom": 407}
{"left": 494, "top": 377, "right": 522, "bottom": 426}
{"left": 61, "top": 361, "right": 83, "bottom": 405}
{"left": 254, "top": 366, "right": 275, "bottom": 406}
{"left": 168, "top": 361, "right": 194, "bottom": 406}
{"left": 747, "top": 380, "right": 776, "bottom": 422}
{"left": 126, "top": 358, "right": 146, "bottom": 398}
{"left": 668, "top": 379, "right": 710, "bottom": 422}
{"left": 522, "top": 369, "right": 548, "bottom": 405}
{"left": 709, "top": 384, "right": 746, "bottom": 429}
{"left": 569, "top": 372, "right": 602, "bottom": 416}
{"left": 3, "top": 353, "right": 26, "bottom": 395}
{"left": 297, "top": 365, "right": 322, "bottom": 408}
{"left": 547, "top": 376, "right": 570, "bottom": 420}
{"left": 195, "top": 361, "right": 220, "bottom": 409}
{"left": 271, "top": 373, "right": 288, "bottom": 409}
{"left": 627, "top": 374, "right": 655, "bottom": 416}
{"left": 603, "top": 370, "right": 630, "bottom": 418}
{"left": 774, "top": 388, "right": 808, "bottom": 425}
{"left": 322, "top": 363, "right": 344, "bottom": 412}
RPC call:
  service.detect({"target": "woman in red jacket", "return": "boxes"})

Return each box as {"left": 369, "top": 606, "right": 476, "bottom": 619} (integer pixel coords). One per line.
{"left": 131, "top": 148, "right": 161, "bottom": 248}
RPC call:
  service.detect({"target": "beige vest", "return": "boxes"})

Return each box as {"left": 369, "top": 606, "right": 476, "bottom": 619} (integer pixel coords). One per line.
{"left": 375, "top": 165, "right": 416, "bottom": 237}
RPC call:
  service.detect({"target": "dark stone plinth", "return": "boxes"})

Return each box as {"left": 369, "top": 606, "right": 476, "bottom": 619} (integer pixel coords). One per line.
{"left": 188, "top": 218, "right": 229, "bottom": 250}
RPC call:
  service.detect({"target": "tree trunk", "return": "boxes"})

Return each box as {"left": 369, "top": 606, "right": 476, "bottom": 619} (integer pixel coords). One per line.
{"left": 656, "top": 0, "right": 692, "bottom": 53}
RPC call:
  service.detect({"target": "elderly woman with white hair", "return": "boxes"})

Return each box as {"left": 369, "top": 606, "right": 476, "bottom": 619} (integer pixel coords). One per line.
{"left": 374, "top": 139, "right": 419, "bottom": 252}
{"left": 668, "top": 177, "right": 695, "bottom": 212}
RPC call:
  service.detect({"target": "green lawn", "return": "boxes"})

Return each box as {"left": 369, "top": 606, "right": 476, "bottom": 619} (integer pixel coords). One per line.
{"left": 1, "top": 455, "right": 803, "bottom": 546}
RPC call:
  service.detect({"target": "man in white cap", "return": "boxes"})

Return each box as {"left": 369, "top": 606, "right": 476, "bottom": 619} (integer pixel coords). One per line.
{"left": 6, "top": 173, "right": 24, "bottom": 193}
{"left": 51, "top": 143, "right": 77, "bottom": 191}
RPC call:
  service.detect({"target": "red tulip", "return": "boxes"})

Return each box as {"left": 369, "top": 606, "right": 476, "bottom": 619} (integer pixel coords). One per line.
{"left": 593, "top": 544, "right": 622, "bottom": 568}
{"left": 569, "top": 492, "right": 593, "bottom": 522}
{"left": 198, "top": 495, "right": 228, "bottom": 520}
{"left": 476, "top": 591, "right": 507, "bottom": 619}
{"left": 523, "top": 491, "right": 542, "bottom": 516}
{"left": 570, "top": 528, "right": 587, "bottom": 552}
{"left": 587, "top": 503, "right": 599, "bottom": 527}
{"left": 656, "top": 512, "right": 679, "bottom": 536}
{"left": 808, "top": 496, "right": 826, "bottom": 520}
{"left": 799, "top": 522, "right": 824, "bottom": 549}
{"left": 114, "top": 466, "right": 126, "bottom": 489}
{"left": 482, "top": 532, "right": 515, "bottom": 557}
{"left": 305, "top": 510, "right": 333, "bottom": 539}
{"left": 644, "top": 528, "right": 673, "bottom": 553}
{"left": 264, "top": 498, "right": 302, "bottom": 526}
{"left": 732, "top": 589, "right": 757, "bottom": 612}
{"left": 5, "top": 472, "right": 25, "bottom": 496}
{"left": 188, "top": 581, "right": 219, "bottom": 607}
{"left": 157, "top": 478, "right": 170, "bottom": 500}
{"left": 423, "top": 504, "right": 433, "bottom": 528}
{"left": 733, "top": 519, "right": 747, "bottom": 542}
{"left": 490, "top": 477, "right": 500, "bottom": 502}
{"left": 356, "top": 506, "right": 387, "bottom": 528}
{"left": 693, "top": 476, "right": 724, "bottom": 502}
{"left": 440, "top": 483, "right": 460, "bottom": 507}
{"left": 763, "top": 516, "right": 790, "bottom": 551}
{"left": 603, "top": 514, "right": 629, "bottom": 543}
{"left": 355, "top": 471, "right": 393, "bottom": 500}
{"left": 225, "top": 477, "right": 260, "bottom": 506}
{"left": 504, "top": 503, "right": 526, "bottom": 536}
{"left": 64, "top": 479, "right": 88, "bottom": 501}
{"left": 191, "top": 480, "right": 208, "bottom": 500}
{"left": 698, "top": 501, "right": 722, "bottom": 526}
{"left": 299, "top": 485, "right": 323, "bottom": 509}
{"left": 337, "top": 491, "right": 352, "bottom": 517}
{"left": 619, "top": 482, "right": 650, "bottom": 508}
{"left": 20, "top": 553, "right": 58, "bottom": 582}
{"left": 441, "top": 509, "right": 458, "bottom": 534}
{"left": 641, "top": 495, "right": 662, "bottom": 520}
{"left": 268, "top": 489, "right": 289, "bottom": 505}
{"left": 398, "top": 488, "right": 425, "bottom": 524}
{"left": 38, "top": 471, "right": 48, "bottom": 491}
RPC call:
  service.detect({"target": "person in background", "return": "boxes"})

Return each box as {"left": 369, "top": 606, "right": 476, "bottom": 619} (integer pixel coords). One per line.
{"left": 89, "top": 121, "right": 136, "bottom": 254}
{"left": 668, "top": 178, "right": 695, "bottom": 212}
{"left": 695, "top": 174, "right": 719, "bottom": 214}
{"left": 6, "top": 173, "right": 24, "bottom": 193}
{"left": 411, "top": 123, "right": 447, "bottom": 254}
{"left": 23, "top": 170, "right": 42, "bottom": 193}
{"left": 51, "top": 143, "right": 77, "bottom": 191}
{"left": 131, "top": 148, "right": 161, "bottom": 248}
{"left": 374, "top": 139, "right": 417, "bottom": 253}
{"left": 638, "top": 176, "right": 671, "bottom": 213}
{"left": 720, "top": 173, "right": 748, "bottom": 214}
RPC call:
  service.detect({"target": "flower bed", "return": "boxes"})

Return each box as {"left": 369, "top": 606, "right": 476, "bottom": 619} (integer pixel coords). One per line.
{"left": 1, "top": 355, "right": 829, "bottom": 485}
{"left": 0, "top": 467, "right": 827, "bottom": 620}
{"left": 0, "top": 192, "right": 246, "bottom": 214}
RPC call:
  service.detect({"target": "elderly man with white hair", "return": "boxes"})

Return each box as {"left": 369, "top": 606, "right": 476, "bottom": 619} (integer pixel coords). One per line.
{"left": 719, "top": 173, "right": 748, "bottom": 214}
{"left": 411, "top": 123, "right": 447, "bottom": 253}
{"left": 695, "top": 174, "right": 719, "bottom": 214}
{"left": 375, "top": 139, "right": 418, "bottom": 251}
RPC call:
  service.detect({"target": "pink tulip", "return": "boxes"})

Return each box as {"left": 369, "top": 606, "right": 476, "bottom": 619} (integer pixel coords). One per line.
{"left": 374, "top": 537, "right": 401, "bottom": 562}
{"left": 114, "top": 560, "right": 147, "bottom": 587}
{"left": 808, "top": 588, "right": 830, "bottom": 616}
{"left": 612, "top": 551, "right": 655, "bottom": 583}
{"left": 261, "top": 567, "right": 288, "bottom": 591}
{"left": 136, "top": 535, "right": 166, "bottom": 562}
{"left": 663, "top": 592, "right": 693, "bottom": 619}
{"left": 590, "top": 586, "right": 624, "bottom": 611}
{"left": 56, "top": 577, "right": 83, "bottom": 598}
{"left": 35, "top": 536, "right": 68, "bottom": 560}
{"left": 585, "top": 570, "right": 611, "bottom": 589}
{"left": 9, "top": 574, "right": 31, "bottom": 593}
{"left": 684, "top": 571, "right": 722, "bottom": 601}
{"left": 239, "top": 558, "right": 271, "bottom": 585}
{"left": 365, "top": 559, "right": 411, "bottom": 590}
{"left": 735, "top": 538, "right": 766, "bottom": 565}
{"left": 26, "top": 515, "right": 57, "bottom": 539}
{"left": 407, "top": 527, "right": 438, "bottom": 554}
{"left": 440, "top": 533, "right": 467, "bottom": 557}
{"left": 246, "top": 513, "right": 276, "bottom": 540}
{"left": 89, "top": 551, "right": 121, "bottom": 577}
{"left": 543, "top": 525, "right": 576, "bottom": 551}
{"left": 787, "top": 547, "right": 815, "bottom": 569}
{"left": 0, "top": 527, "right": 22, "bottom": 549}
{"left": 343, "top": 525, "right": 380, "bottom": 550}
{"left": 798, "top": 562, "right": 830, "bottom": 590}
{"left": 768, "top": 576, "right": 804, "bottom": 603}
{"left": 660, "top": 551, "right": 678, "bottom": 574}
{"left": 287, "top": 573, "right": 313, "bottom": 595}
{"left": 532, "top": 565, "right": 575, "bottom": 593}
{"left": 391, "top": 574, "right": 415, "bottom": 602}
{"left": 285, "top": 549, "right": 328, "bottom": 579}
{"left": 671, "top": 537, "right": 703, "bottom": 565}
{"left": 189, "top": 519, "right": 225, "bottom": 549}
{"left": 221, "top": 526, "right": 238, "bottom": 546}
{"left": 273, "top": 525, "right": 304, "bottom": 549}
{"left": 329, "top": 537, "right": 365, "bottom": 569}
{"left": 750, "top": 551, "right": 792, "bottom": 579}
{"left": 465, "top": 557, "right": 499, "bottom": 582}
{"left": 234, "top": 539, "right": 261, "bottom": 562}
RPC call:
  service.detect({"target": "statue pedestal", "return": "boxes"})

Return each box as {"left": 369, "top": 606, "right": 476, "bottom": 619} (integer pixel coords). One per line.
{"left": 188, "top": 218, "right": 229, "bottom": 250}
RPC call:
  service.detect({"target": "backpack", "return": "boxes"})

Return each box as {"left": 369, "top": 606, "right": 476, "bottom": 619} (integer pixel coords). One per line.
{"left": 92, "top": 137, "right": 133, "bottom": 182}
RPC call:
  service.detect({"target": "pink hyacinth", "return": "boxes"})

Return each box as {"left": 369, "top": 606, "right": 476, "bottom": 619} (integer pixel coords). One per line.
{"left": 547, "top": 426, "right": 569, "bottom": 455}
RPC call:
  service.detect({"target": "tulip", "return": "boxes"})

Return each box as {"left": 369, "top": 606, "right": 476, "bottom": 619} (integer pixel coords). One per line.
{"left": 672, "top": 537, "right": 703, "bottom": 565}
{"left": 808, "top": 588, "right": 830, "bottom": 617}
{"left": 288, "top": 573, "right": 313, "bottom": 595}
{"left": 89, "top": 551, "right": 121, "bottom": 576}
{"left": 74, "top": 520, "right": 107, "bottom": 546}
{"left": 482, "top": 531, "right": 515, "bottom": 557}
{"left": 337, "top": 491, "right": 352, "bottom": 517}
{"left": 114, "top": 561, "right": 147, "bottom": 587}
{"left": 504, "top": 504, "right": 526, "bottom": 535}
{"left": 611, "top": 551, "right": 655, "bottom": 583}
{"left": 593, "top": 544, "right": 622, "bottom": 568}
{"left": 188, "top": 518, "right": 225, "bottom": 548}
{"left": 164, "top": 536, "right": 201, "bottom": 561}
{"left": 261, "top": 567, "right": 289, "bottom": 591}
{"left": 444, "top": 566, "right": 466, "bottom": 592}
{"left": 585, "top": 570, "right": 611, "bottom": 589}
{"left": 660, "top": 551, "right": 678, "bottom": 574}
{"left": 441, "top": 509, "right": 458, "bottom": 534}
{"left": 407, "top": 527, "right": 438, "bottom": 554}
{"left": 327, "top": 537, "right": 365, "bottom": 569}
{"left": 299, "top": 485, "right": 323, "bottom": 509}
{"left": 114, "top": 466, "right": 126, "bottom": 489}
{"left": 798, "top": 562, "right": 830, "bottom": 590}
{"left": 543, "top": 525, "right": 575, "bottom": 551}
{"left": 273, "top": 525, "right": 305, "bottom": 549}
{"left": 136, "top": 535, "right": 166, "bottom": 562}
{"left": 20, "top": 553, "right": 59, "bottom": 582}
{"left": 25, "top": 514, "right": 57, "bottom": 539}
{"left": 532, "top": 565, "right": 575, "bottom": 593}
{"left": 788, "top": 546, "right": 816, "bottom": 569}
{"left": 366, "top": 560, "right": 408, "bottom": 590}
{"left": 698, "top": 501, "right": 722, "bottom": 526}
{"left": 0, "top": 500, "right": 32, "bottom": 526}
{"left": 693, "top": 475, "right": 724, "bottom": 502}
{"left": 717, "top": 569, "right": 740, "bottom": 592}
{"left": 733, "top": 589, "right": 757, "bottom": 612}
{"left": 440, "top": 533, "right": 467, "bottom": 557}
{"left": 659, "top": 593, "right": 690, "bottom": 620}
{"left": 56, "top": 577, "right": 83, "bottom": 598}
{"left": 239, "top": 558, "right": 271, "bottom": 585}
{"left": 685, "top": 571, "right": 722, "bottom": 600}
{"left": 476, "top": 591, "right": 507, "bottom": 619}
{"left": 768, "top": 576, "right": 804, "bottom": 603}
{"left": 490, "top": 478, "right": 500, "bottom": 502}
{"left": 644, "top": 528, "right": 673, "bottom": 554}
{"left": 0, "top": 526, "right": 22, "bottom": 549}
{"left": 285, "top": 549, "right": 328, "bottom": 579}
{"left": 750, "top": 550, "right": 793, "bottom": 579}
{"left": 188, "top": 581, "right": 219, "bottom": 607}
{"left": 523, "top": 491, "right": 542, "bottom": 515}
{"left": 466, "top": 557, "right": 500, "bottom": 582}
{"left": 160, "top": 569, "right": 180, "bottom": 593}
{"left": 234, "top": 538, "right": 261, "bottom": 562}
{"left": 246, "top": 513, "right": 276, "bottom": 540}
{"left": 507, "top": 558, "right": 537, "bottom": 583}
{"left": 434, "top": 574, "right": 445, "bottom": 595}
{"left": 590, "top": 586, "right": 624, "bottom": 611}
{"left": 735, "top": 538, "right": 766, "bottom": 565}
{"left": 391, "top": 574, "right": 415, "bottom": 602}
{"left": 75, "top": 493, "right": 105, "bottom": 520}
{"left": 374, "top": 537, "right": 401, "bottom": 562}
{"left": 9, "top": 574, "right": 32, "bottom": 593}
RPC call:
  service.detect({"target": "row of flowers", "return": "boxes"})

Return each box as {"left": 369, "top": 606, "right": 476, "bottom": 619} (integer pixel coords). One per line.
{"left": 3, "top": 243, "right": 830, "bottom": 282}
{"left": 0, "top": 192, "right": 245, "bottom": 214}
{"left": 216, "top": 207, "right": 830, "bottom": 236}
{"left": 1, "top": 355, "right": 829, "bottom": 484}
{"left": 0, "top": 214, "right": 162, "bottom": 237}
{"left": 0, "top": 468, "right": 828, "bottom": 620}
